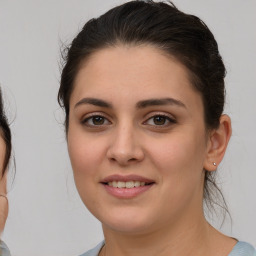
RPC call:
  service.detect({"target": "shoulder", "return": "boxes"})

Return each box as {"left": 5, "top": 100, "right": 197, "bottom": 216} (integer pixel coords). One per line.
{"left": 79, "top": 241, "right": 105, "bottom": 256}
{"left": 229, "top": 241, "right": 256, "bottom": 256}
{"left": 0, "top": 240, "right": 11, "bottom": 256}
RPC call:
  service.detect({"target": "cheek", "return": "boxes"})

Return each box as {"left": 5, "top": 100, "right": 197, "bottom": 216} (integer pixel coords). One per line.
{"left": 147, "top": 130, "right": 206, "bottom": 194}
{"left": 147, "top": 133, "right": 206, "bottom": 216}
{"left": 150, "top": 133, "right": 205, "bottom": 169}
{"left": 67, "top": 129, "right": 106, "bottom": 185}
{"left": 67, "top": 132, "right": 105, "bottom": 210}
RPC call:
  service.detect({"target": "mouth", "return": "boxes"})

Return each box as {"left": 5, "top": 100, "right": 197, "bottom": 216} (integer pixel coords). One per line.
{"left": 103, "top": 180, "right": 154, "bottom": 188}
{"left": 101, "top": 175, "right": 155, "bottom": 198}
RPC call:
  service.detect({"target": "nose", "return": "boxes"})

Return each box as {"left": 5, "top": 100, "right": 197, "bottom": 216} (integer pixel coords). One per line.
{"left": 106, "top": 124, "right": 144, "bottom": 166}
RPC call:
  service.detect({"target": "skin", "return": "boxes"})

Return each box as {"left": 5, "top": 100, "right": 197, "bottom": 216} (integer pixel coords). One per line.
{"left": 67, "top": 45, "right": 235, "bottom": 256}
{"left": 0, "top": 136, "right": 8, "bottom": 235}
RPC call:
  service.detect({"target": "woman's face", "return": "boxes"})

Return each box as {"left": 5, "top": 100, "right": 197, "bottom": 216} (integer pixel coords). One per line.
{"left": 68, "top": 45, "right": 211, "bottom": 234}
{"left": 0, "top": 135, "right": 8, "bottom": 233}
{"left": 0, "top": 136, "right": 6, "bottom": 173}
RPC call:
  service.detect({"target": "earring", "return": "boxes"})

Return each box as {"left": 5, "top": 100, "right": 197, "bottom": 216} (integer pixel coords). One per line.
{"left": 213, "top": 162, "right": 217, "bottom": 166}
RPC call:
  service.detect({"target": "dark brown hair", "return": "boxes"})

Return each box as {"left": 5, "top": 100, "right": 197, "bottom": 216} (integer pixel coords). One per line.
{"left": 58, "top": 1, "right": 228, "bottom": 215}
{"left": 0, "top": 88, "right": 12, "bottom": 177}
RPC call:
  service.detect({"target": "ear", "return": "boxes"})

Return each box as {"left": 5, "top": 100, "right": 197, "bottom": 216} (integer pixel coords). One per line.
{"left": 204, "top": 114, "right": 232, "bottom": 171}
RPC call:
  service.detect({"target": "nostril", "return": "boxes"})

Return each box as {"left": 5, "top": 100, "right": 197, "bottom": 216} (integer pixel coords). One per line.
{"left": 128, "top": 158, "right": 137, "bottom": 162}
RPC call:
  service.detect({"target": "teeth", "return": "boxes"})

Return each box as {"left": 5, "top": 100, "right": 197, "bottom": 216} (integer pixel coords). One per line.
{"left": 117, "top": 181, "right": 125, "bottom": 188}
{"left": 134, "top": 181, "right": 140, "bottom": 187}
{"left": 112, "top": 181, "right": 118, "bottom": 188}
{"left": 107, "top": 181, "right": 148, "bottom": 188}
{"left": 126, "top": 181, "right": 134, "bottom": 188}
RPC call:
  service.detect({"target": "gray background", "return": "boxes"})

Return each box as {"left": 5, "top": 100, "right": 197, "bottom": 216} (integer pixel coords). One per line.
{"left": 0, "top": 0, "right": 255, "bottom": 255}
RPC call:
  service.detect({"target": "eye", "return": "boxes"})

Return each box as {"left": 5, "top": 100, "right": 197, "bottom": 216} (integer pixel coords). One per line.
{"left": 82, "top": 115, "right": 111, "bottom": 126}
{"left": 144, "top": 114, "right": 176, "bottom": 126}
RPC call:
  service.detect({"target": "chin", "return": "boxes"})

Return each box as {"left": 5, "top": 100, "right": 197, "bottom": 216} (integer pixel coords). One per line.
{"left": 104, "top": 220, "right": 153, "bottom": 235}
{"left": 98, "top": 208, "right": 157, "bottom": 235}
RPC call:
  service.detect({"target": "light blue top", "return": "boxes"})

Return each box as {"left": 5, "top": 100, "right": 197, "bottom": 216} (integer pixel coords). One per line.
{"left": 80, "top": 241, "right": 256, "bottom": 256}
{"left": 0, "top": 240, "right": 11, "bottom": 256}
{"left": 1, "top": 239, "right": 255, "bottom": 256}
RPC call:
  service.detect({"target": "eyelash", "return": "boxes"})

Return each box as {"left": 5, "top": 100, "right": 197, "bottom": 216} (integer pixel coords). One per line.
{"left": 81, "top": 113, "right": 111, "bottom": 127}
{"left": 143, "top": 114, "right": 176, "bottom": 127}
{"left": 81, "top": 113, "right": 176, "bottom": 128}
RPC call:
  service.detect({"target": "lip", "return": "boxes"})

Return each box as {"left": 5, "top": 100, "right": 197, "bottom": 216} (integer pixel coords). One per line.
{"left": 100, "top": 174, "right": 155, "bottom": 199}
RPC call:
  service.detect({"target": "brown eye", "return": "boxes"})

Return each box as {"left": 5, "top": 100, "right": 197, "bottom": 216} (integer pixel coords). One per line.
{"left": 153, "top": 116, "right": 166, "bottom": 125}
{"left": 145, "top": 114, "right": 176, "bottom": 127}
{"left": 82, "top": 115, "right": 111, "bottom": 126}
{"left": 92, "top": 116, "right": 105, "bottom": 125}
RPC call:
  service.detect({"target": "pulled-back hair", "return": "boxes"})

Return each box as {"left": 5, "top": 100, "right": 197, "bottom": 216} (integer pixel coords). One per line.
{"left": 58, "top": 1, "right": 228, "bottom": 216}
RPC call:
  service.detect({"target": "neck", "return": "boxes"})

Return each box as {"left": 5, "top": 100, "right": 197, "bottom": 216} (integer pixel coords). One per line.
{"left": 101, "top": 214, "right": 221, "bottom": 256}
{"left": 101, "top": 213, "right": 237, "bottom": 256}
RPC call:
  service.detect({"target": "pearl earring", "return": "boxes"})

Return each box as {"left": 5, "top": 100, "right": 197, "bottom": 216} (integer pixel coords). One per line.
{"left": 213, "top": 162, "right": 217, "bottom": 166}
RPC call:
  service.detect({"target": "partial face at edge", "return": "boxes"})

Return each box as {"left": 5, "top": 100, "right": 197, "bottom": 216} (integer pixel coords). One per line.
{"left": 0, "top": 136, "right": 6, "bottom": 177}
{"left": 67, "top": 45, "right": 211, "bottom": 234}
{"left": 0, "top": 135, "right": 8, "bottom": 233}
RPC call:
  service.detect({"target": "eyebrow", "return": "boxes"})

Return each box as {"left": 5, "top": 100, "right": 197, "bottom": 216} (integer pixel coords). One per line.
{"left": 74, "top": 97, "right": 186, "bottom": 109}
{"left": 136, "top": 98, "right": 186, "bottom": 109}
{"left": 75, "top": 98, "right": 113, "bottom": 109}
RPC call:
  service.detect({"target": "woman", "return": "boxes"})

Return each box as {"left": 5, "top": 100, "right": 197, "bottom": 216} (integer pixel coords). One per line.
{"left": 58, "top": 1, "right": 256, "bottom": 256}
{"left": 0, "top": 88, "right": 11, "bottom": 256}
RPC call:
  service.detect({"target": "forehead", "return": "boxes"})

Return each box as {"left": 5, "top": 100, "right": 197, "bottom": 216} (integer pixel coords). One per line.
{"left": 71, "top": 45, "right": 202, "bottom": 111}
